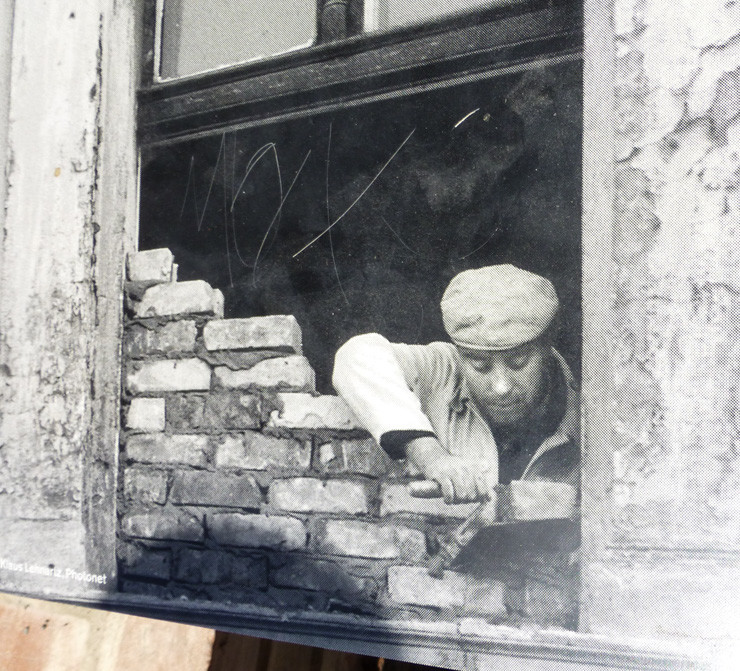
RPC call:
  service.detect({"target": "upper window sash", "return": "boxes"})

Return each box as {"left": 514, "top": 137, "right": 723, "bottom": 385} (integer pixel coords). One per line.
{"left": 138, "top": 0, "right": 582, "bottom": 146}
{"left": 149, "top": 0, "right": 543, "bottom": 83}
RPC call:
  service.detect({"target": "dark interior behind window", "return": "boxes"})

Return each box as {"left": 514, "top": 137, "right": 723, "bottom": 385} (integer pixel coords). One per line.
{"left": 139, "top": 62, "right": 581, "bottom": 391}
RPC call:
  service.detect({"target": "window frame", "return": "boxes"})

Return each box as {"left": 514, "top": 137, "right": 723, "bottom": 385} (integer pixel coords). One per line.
{"left": 115, "top": 1, "right": 701, "bottom": 667}
{"left": 137, "top": 0, "right": 582, "bottom": 146}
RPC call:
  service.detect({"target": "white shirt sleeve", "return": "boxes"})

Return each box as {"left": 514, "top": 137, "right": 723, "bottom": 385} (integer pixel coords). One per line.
{"left": 332, "top": 333, "right": 438, "bottom": 445}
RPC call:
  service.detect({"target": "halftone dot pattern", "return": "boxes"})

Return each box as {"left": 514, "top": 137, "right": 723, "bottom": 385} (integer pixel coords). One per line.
{"left": 120, "top": 250, "right": 581, "bottom": 633}
{"left": 580, "top": 0, "right": 740, "bottom": 644}
{"left": 159, "top": 0, "right": 318, "bottom": 79}
{"left": 129, "top": 0, "right": 587, "bottom": 640}
{"left": 118, "top": 0, "right": 740, "bottom": 657}
{"left": 5, "top": 0, "right": 733, "bottom": 665}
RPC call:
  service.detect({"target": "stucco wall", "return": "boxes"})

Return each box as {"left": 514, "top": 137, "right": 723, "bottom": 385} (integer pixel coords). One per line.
{"left": 582, "top": 0, "right": 740, "bottom": 642}
{"left": 0, "top": 0, "right": 137, "bottom": 594}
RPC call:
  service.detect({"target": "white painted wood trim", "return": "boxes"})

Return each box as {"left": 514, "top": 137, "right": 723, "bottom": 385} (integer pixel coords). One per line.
{"left": 579, "top": 0, "right": 617, "bottom": 635}
{"left": 153, "top": 0, "right": 166, "bottom": 82}
{"left": 364, "top": 0, "right": 381, "bottom": 32}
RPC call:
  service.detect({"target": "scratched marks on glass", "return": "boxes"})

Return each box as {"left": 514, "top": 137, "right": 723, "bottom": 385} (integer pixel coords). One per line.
{"left": 139, "top": 64, "right": 582, "bottom": 390}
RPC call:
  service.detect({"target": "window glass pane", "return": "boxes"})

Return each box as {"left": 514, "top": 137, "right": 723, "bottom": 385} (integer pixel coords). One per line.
{"left": 158, "top": 0, "right": 317, "bottom": 79}
{"left": 366, "top": 0, "right": 524, "bottom": 32}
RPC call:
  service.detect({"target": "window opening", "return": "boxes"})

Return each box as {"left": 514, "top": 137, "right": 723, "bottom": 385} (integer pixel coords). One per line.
{"left": 125, "top": 0, "right": 584, "bottom": 641}
{"left": 152, "top": 0, "right": 554, "bottom": 81}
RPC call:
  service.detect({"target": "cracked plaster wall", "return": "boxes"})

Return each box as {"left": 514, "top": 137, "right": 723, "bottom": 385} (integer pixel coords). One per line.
{"left": 583, "top": 0, "right": 740, "bottom": 642}
{"left": 0, "top": 0, "right": 136, "bottom": 595}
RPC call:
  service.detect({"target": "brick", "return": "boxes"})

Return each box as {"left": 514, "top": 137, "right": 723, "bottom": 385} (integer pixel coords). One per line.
{"left": 203, "top": 315, "right": 302, "bottom": 352}
{"left": 213, "top": 289, "right": 225, "bottom": 319}
{"left": 119, "top": 580, "right": 171, "bottom": 599}
{"left": 497, "top": 481, "right": 577, "bottom": 522}
{"left": 271, "top": 557, "right": 370, "bottom": 596}
{"left": 126, "top": 397, "right": 166, "bottom": 432}
{"left": 379, "top": 483, "right": 480, "bottom": 519}
{"left": 124, "top": 321, "right": 197, "bottom": 357}
{"left": 387, "top": 566, "right": 506, "bottom": 617}
{"left": 169, "top": 471, "right": 262, "bottom": 508}
{"left": 134, "top": 280, "right": 222, "bottom": 318}
{"left": 199, "top": 350, "right": 286, "bottom": 370}
{"left": 118, "top": 544, "right": 171, "bottom": 581}
{"left": 268, "top": 393, "right": 361, "bottom": 430}
{"left": 214, "top": 433, "right": 311, "bottom": 471}
{"left": 125, "top": 281, "right": 152, "bottom": 302}
{"left": 127, "top": 358, "right": 211, "bottom": 393}
{"left": 123, "top": 468, "right": 168, "bottom": 505}
{"left": 125, "top": 434, "right": 209, "bottom": 466}
{"left": 464, "top": 574, "right": 508, "bottom": 618}
{"left": 208, "top": 513, "right": 307, "bottom": 550}
{"left": 315, "top": 519, "right": 426, "bottom": 560}
{"left": 387, "top": 565, "right": 462, "bottom": 609}
{"left": 203, "top": 392, "right": 262, "bottom": 429}
{"left": 214, "top": 356, "right": 315, "bottom": 392}
{"left": 174, "top": 549, "right": 231, "bottom": 584}
{"left": 121, "top": 510, "right": 204, "bottom": 542}
{"left": 231, "top": 556, "right": 269, "bottom": 589}
{"left": 166, "top": 394, "right": 206, "bottom": 430}
{"left": 524, "top": 576, "right": 578, "bottom": 625}
{"left": 269, "top": 478, "right": 369, "bottom": 514}
{"left": 127, "top": 248, "right": 174, "bottom": 284}
{"left": 263, "top": 586, "right": 331, "bottom": 612}
{"left": 316, "top": 438, "right": 389, "bottom": 476}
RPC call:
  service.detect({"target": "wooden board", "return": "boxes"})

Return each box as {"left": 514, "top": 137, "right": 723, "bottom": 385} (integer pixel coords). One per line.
{"left": 0, "top": 593, "right": 214, "bottom": 671}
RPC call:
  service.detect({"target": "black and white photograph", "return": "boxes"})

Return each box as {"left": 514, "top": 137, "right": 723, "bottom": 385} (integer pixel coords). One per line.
{"left": 0, "top": 0, "right": 738, "bottom": 669}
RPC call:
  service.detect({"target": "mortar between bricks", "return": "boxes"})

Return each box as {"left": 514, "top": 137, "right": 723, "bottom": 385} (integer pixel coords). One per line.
{"left": 118, "top": 248, "right": 578, "bottom": 626}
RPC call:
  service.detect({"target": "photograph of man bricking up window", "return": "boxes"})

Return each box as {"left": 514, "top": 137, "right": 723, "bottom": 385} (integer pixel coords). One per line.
{"left": 333, "top": 264, "right": 579, "bottom": 506}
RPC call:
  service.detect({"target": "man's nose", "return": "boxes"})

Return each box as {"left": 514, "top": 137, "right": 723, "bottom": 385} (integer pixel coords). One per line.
{"left": 490, "top": 367, "right": 514, "bottom": 396}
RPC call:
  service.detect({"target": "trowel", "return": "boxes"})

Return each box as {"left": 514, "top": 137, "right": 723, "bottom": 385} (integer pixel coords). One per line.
{"left": 408, "top": 479, "right": 579, "bottom": 578}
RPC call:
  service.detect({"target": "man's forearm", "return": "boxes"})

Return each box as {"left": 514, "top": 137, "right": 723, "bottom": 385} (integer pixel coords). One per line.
{"left": 332, "top": 333, "right": 435, "bottom": 445}
{"left": 404, "top": 435, "right": 449, "bottom": 472}
{"left": 404, "top": 436, "right": 492, "bottom": 504}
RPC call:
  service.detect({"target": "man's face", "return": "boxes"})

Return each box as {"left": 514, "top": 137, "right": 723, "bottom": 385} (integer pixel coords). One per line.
{"left": 457, "top": 339, "right": 551, "bottom": 429}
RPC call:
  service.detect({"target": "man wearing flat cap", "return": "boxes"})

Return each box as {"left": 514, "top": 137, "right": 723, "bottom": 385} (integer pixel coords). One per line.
{"left": 333, "top": 264, "right": 579, "bottom": 504}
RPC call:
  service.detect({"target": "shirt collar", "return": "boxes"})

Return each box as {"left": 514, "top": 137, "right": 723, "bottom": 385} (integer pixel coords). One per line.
{"left": 449, "top": 347, "right": 579, "bottom": 447}
{"left": 451, "top": 377, "right": 469, "bottom": 414}
{"left": 450, "top": 347, "right": 472, "bottom": 413}
{"left": 521, "top": 349, "right": 580, "bottom": 478}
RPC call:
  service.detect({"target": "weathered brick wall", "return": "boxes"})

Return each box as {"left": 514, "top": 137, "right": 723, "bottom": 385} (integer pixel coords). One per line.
{"left": 118, "top": 248, "right": 577, "bottom": 627}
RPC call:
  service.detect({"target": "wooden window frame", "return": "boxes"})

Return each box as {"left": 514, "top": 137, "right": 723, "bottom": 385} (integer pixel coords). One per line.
{"left": 137, "top": 0, "right": 581, "bottom": 146}
{"left": 89, "top": 1, "right": 699, "bottom": 668}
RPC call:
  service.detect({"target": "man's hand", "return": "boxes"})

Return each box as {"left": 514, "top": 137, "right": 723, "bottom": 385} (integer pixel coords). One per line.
{"left": 405, "top": 436, "right": 491, "bottom": 504}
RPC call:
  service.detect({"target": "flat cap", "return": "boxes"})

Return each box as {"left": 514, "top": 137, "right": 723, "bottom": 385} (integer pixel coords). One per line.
{"left": 441, "top": 265, "right": 559, "bottom": 350}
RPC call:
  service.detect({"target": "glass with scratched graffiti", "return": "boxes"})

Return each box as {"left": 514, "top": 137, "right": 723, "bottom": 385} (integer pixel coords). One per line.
{"left": 139, "top": 65, "right": 582, "bottom": 392}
